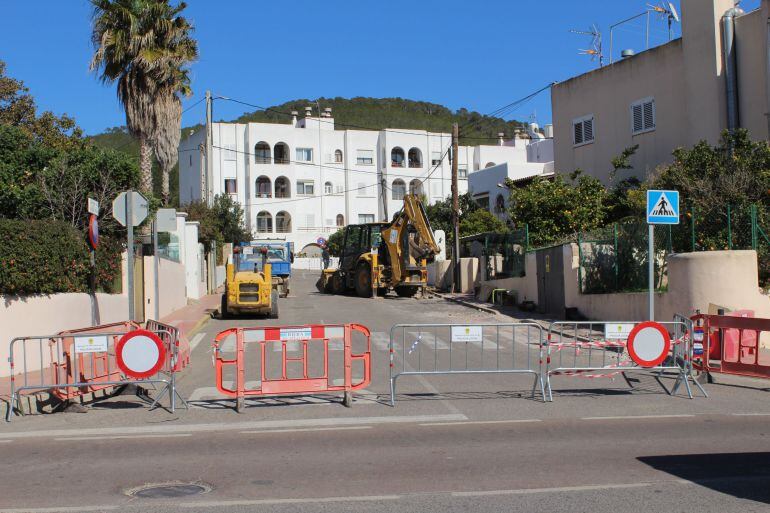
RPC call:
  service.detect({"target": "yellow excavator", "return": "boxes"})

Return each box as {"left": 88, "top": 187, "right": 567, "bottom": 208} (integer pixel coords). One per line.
{"left": 316, "top": 194, "right": 439, "bottom": 298}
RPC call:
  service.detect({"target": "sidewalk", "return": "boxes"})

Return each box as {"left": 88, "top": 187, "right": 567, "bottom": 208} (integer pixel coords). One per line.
{"left": 161, "top": 293, "right": 219, "bottom": 340}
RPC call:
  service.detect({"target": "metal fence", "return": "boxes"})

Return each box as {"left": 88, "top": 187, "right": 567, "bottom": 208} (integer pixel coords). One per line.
{"left": 388, "top": 322, "right": 546, "bottom": 405}
{"left": 544, "top": 319, "right": 707, "bottom": 402}
{"left": 6, "top": 320, "right": 187, "bottom": 421}
{"left": 460, "top": 228, "right": 529, "bottom": 279}
{"left": 578, "top": 204, "right": 770, "bottom": 293}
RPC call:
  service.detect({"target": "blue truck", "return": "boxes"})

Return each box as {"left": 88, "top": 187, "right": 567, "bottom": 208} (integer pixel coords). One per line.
{"left": 240, "top": 239, "right": 294, "bottom": 297}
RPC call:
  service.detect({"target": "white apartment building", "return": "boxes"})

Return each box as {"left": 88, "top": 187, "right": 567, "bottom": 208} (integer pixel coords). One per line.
{"left": 179, "top": 107, "right": 549, "bottom": 252}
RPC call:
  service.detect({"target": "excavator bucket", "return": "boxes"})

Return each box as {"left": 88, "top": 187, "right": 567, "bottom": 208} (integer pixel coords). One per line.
{"left": 316, "top": 269, "right": 336, "bottom": 293}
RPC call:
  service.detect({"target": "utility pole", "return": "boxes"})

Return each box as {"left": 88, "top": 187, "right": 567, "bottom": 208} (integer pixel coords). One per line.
{"left": 380, "top": 177, "right": 388, "bottom": 221}
{"left": 451, "top": 123, "right": 461, "bottom": 293}
{"left": 205, "top": 90, "right": 213, "bottom": 207}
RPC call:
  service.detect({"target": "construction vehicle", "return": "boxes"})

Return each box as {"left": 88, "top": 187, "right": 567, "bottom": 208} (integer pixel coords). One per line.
{"left": 241, "top": 239, "right": 294, "bottom": 297}
{"left": 221, "top": 245, "right": 278, "bottom": 318}
{"left": 316, "top": 194, "right": 439, "bottom": 298}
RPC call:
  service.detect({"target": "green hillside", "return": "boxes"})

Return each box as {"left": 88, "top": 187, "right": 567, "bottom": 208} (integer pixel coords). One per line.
{"left": 89, "top": 97, "right": 531, "bottom": 205}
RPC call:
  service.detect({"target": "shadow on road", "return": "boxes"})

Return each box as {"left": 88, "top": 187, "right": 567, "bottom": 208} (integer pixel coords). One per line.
{"left": 638, "top": 452, "right": 770, "bottom": 505}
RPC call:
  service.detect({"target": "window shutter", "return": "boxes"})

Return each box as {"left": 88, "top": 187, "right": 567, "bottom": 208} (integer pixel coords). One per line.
{"left": 574, "top": 122, "right": 583, "bottom": 145}
{"left": 643, "top": 101, "right": 654, "bottom": 130}
{"left": 583, "top": 118, "right": 593, "bottom": 142}
{"left": 633, "top": 104, "right": 644, "bottom": 133}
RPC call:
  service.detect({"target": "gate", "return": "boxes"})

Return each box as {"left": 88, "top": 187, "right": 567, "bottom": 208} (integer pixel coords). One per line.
{"left": 545, "top": 320, "right": 707, "bottom": 401}
{"left": 389, "top": 322, "right": 546, "bottom": 405}
{"left": 536, "top": 246, "right": 565, "bottom": 316}
{"left": 213, "top": 324, "right": 371, "bottom": 412}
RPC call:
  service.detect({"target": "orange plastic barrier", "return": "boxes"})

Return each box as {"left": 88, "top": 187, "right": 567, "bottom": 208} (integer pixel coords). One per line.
{"left": 692, "top": 314, "right": 770, "bottom": 380}
{"left": 214, "top": 324, "right": 372, "bottom": 412}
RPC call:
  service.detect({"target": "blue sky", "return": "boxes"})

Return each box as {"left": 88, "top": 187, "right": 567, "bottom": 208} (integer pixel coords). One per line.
{"left": 0, "top": 1, "right": 760, "bottom": 135}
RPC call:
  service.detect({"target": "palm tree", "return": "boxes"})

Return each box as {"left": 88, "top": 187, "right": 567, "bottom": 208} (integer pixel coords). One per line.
{"left": 90, "top": 0, "right": 197, "bottom": 201}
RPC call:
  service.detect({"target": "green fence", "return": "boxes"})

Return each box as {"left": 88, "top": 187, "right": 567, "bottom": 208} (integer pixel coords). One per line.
{"left": 578, "top": 204, "right": 770, "bottom": 294}
{"left": 460, "top": 227, "right": 529, "bottom": 279}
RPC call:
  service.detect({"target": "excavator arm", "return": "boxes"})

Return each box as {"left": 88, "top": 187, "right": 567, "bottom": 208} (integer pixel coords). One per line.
{"left": 381, "top": 194, "right": 439, "bottom": 286}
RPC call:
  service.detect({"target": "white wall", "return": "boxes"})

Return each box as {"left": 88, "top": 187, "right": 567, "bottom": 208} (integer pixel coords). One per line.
{"left": 143, "top": 256, "right": 187, "bottom": 320}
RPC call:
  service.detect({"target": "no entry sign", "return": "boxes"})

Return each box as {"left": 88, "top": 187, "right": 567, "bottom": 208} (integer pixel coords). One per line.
{"left": 627, "top": 322, "right": 671, "bottom": 368}
{"left": 116, "top": 329, "right": 166, "bottom": 379}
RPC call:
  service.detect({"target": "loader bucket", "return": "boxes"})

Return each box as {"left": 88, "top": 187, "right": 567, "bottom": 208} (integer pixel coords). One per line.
{"left": 316, "top": 270, "right": 334, "bottom": 293}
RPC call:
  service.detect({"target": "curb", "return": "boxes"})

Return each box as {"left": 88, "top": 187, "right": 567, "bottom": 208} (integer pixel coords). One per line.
{"left": 184, "top": 310, "right": 213, "bottom": 340}
{"left": 432, "top": 291, "right": 499, "bottom": 315}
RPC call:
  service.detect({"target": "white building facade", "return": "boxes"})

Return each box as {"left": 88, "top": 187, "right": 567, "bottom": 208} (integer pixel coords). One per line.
{"left": 179, "top": 109, "right": 549, "bottom": 252}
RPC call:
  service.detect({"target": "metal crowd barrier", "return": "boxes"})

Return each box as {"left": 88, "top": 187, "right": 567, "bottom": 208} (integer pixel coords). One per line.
{"left": 6, "top": 320, "right": 188, "bottom": 421}
{"left": 691, "top": 313, "right": 770, "bottom": 381}
{"left": 213, "top": 323, "right": 371, "bottom": 412}
{"left": 389, "top": 322, "right": 546, "bottom": 405}
{"left": 545, "top": 319, "right": 707, "bottom": 402}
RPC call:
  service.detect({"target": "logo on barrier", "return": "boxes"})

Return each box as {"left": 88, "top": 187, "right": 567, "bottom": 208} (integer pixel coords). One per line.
{"left": 627, "top": 322, "right": 671, "bottom": 367}
{"left": 451, "top": 325, "right": 482, "bottom": 343}
{"left": 116, "top": 329, "right": 166, "bottom": 379}
{"left": 74, "top": 335, "right": 109, "bottom": 354}
{"left": 605, "top": 323, "right": 634, "bottom": 340}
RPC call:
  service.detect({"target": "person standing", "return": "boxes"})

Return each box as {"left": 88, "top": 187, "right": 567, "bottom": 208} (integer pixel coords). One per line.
{"left": 321, "top": 244, "right": 330, "bottom": 270}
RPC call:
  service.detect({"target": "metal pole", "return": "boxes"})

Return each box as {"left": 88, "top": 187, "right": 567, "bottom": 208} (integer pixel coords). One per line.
{"left": 451, "top": 123, "right": 460, "bottom": 293}
{"left": 153, "top": 218, "right": 160, "bottom": 320}
{"left": 646, "top": 11, "right": 650, "bottom": 49}
{"left": 205, "top": 90, "right": 213, "bottom": 207}
{"left": 727, "top": 204, "right": 733, "bottom": 250}
{"left": 648, "top": 223, "right": 654, "bottom": 321}
{"left": 127, "top": 191, "right": 135, "bottom": 322}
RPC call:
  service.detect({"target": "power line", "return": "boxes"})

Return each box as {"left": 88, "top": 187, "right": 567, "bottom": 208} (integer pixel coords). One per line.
{"left": 458, "top": 83, "right": 555, "bottom": 133}
{"left": 241, "top": 182, "right": 380, "bottom": 208}
{"left": 182, "top": 96, "right": 205, "bottom": 114}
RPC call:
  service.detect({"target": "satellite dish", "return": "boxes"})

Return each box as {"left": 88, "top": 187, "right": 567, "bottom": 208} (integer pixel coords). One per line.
{"left": 667, "top": 2, "right": 680, "bottom": 23}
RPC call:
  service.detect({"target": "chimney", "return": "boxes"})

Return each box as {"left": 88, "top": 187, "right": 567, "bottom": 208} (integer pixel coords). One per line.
{"left": 544, "top": 124, "right": 553, "bottom": 138}
{"left": 498, "top": 132, "right": 505, "bottom": 146}
{"left": 291, "top": 110, "right": 298, "bottom": 126}
{"left": 324, "top": 107, "right": 332, "bottom": 118}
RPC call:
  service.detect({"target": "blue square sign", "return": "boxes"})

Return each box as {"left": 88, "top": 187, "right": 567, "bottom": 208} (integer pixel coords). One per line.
{"left": 647, "top": 190, "right": 680, "bottom": 225}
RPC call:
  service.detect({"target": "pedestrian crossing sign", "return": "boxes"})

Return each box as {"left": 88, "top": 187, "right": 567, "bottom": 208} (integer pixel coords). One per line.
{"left": 647, "top": 190, "right": 679, "bottom": 225}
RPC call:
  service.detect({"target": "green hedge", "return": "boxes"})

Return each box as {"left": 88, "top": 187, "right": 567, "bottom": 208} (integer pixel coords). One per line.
{"left": 0, "top": 219, "right": 123, "bottom": 295}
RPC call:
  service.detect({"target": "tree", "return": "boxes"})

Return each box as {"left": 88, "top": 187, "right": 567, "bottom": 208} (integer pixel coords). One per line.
{"left": 507, "top": 172, "right": 609, "bottom": 247}
{"left": 424, "top": 192, "right": 480, "bottom": 245}
{"left": 183, "top": 194, "right": 250, "bottom": 257}
{"left": 326, "top": 228, "right": 345, "bottom": 257}
{"left": 459, "top": 209, "right": 507, "bottom": 237}
{"left": 90, "top": 0, "right": 197, "bottom": 199}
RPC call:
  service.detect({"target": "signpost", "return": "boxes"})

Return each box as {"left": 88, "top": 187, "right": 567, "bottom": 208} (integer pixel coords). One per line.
{"left": 113, "top": 191, "right": 149, "bottom": 322}
{"left": 646, "top": 190, "right": 680, "bottom": 321}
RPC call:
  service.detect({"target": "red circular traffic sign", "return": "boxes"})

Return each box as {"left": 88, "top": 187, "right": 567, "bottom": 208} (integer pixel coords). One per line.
{"left": 627, "top": 322, "right": 671, "bottom": 367}
{"left": 116, "top": 329, "right": 166, "bottom": 379}
{"left": 88, "top": 214, "right": 99, "bottom": 250}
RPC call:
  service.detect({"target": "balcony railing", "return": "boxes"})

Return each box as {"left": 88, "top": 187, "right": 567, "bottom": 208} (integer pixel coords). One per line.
{"left": 297, "top": 227, "right": 337, "bottom": 233}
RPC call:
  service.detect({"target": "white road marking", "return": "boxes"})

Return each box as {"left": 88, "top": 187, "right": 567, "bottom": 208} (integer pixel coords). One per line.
{"left": 371, "top": 331, "right": 391, "bottom": 350}
{"left": 0, "top": 414, "right": 467, "bottom": 440}
{"left": 452, "top": 482, "right": 655, "bottom": 497}
{"left": 55, "top": 433, "right": 192, "bottom": 442}
{"left": 419, "top": 419, "right": 542, "bottom": 427}
{"left": 179, "top": 495, "right": 401, "bottom": 508}
{"left": 731, "top": 412, "right": 770, "bottom": 416}
{"left": 241, "top": 426, "right": 371, "bottom": 434}
{"left": 581, "top": 414, "right": 695, "bottom": 421}
{"left": 189, "top": 332, "right": 206, "bottom": 351}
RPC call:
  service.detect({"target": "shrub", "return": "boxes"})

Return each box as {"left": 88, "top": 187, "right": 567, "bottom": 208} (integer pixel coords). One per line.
{"left": 0, "top": 219, "right": 122, "bottom": 295}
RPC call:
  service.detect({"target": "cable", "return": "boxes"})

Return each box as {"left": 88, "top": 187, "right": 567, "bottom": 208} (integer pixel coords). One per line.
{"left": 458, "top": 83, "right": 554, "bottom": 133}
{"left": 181, "top": 96, "right": 205, "bottom": 114}
{"left": 242, "top": 182, "right": 380, "bottom": 208}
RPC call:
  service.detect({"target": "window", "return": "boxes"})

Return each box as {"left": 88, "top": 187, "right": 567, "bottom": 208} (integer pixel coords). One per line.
{"left": 324, "top": 181, "right": 333, "bottom": 194}
{"left": 257, "top": 211, "right": 272, "bottom": 233}
{"left": 189, "top": 155, "right": 192, "bottom": 166}
{"left": 274, "top": 142, "right": 289, "bottom": 164}
{"left": 408, "top": 148, "right": 422, "bottom": 168}
{"left": 276, "top": 211, "right": 291, "bottom": 233}
{"left": 495, "top": 194, "right": 506, "bottom": 214}
{"left": 459, "top": 167, "right": 468, "bottom": 178}
{"left": 334, "top": 149, "right": 343, "bottom": 163}
{"left": 256, "top": 176, "right": 271, "bottom": 198}
{"left": 392, "top": 179, "right": 406, "bottom": 200}
{"left": 336, "top": 214, "right": 345, "bottom": 227}
{"left": 255, "top": 142, "right": 271, "bottom": 163}
{"left": 295, "top": 147, "right": 313, "bottom": 162}
{"left": 224, "top": 178, "right": 237, "bottom": 194}
{"left": 356, "top": 149, "right": 374, "bottom": 165}
{"left": 391, "top": 147, "right": 405, "bottom": 167}
{"left": 474, "top": 194, "right": 489, "bottom": 210}
{"left": 409, "top": 179, "right": 423, "bottom": 196}
{"left": 631, "top": 97, "right": 655, "bottom": 135}
{"left": 573, "top": 115, "right": 595, "bottom": 146}
{"left": 297, "top": 180, "right": 314, "bottom": 195}
{"left": 359, "top": 214, "right": 375, "bottom": 223}
{"left": 275, "top": 176, "right": 290, "bottom": 198}
{"left": 431, "top": 151, "right": 441, "bottom": 166}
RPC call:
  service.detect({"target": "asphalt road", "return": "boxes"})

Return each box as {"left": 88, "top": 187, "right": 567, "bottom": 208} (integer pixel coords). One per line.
{"left": 1, "top": 271, "right": 769, "bottom": 513}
